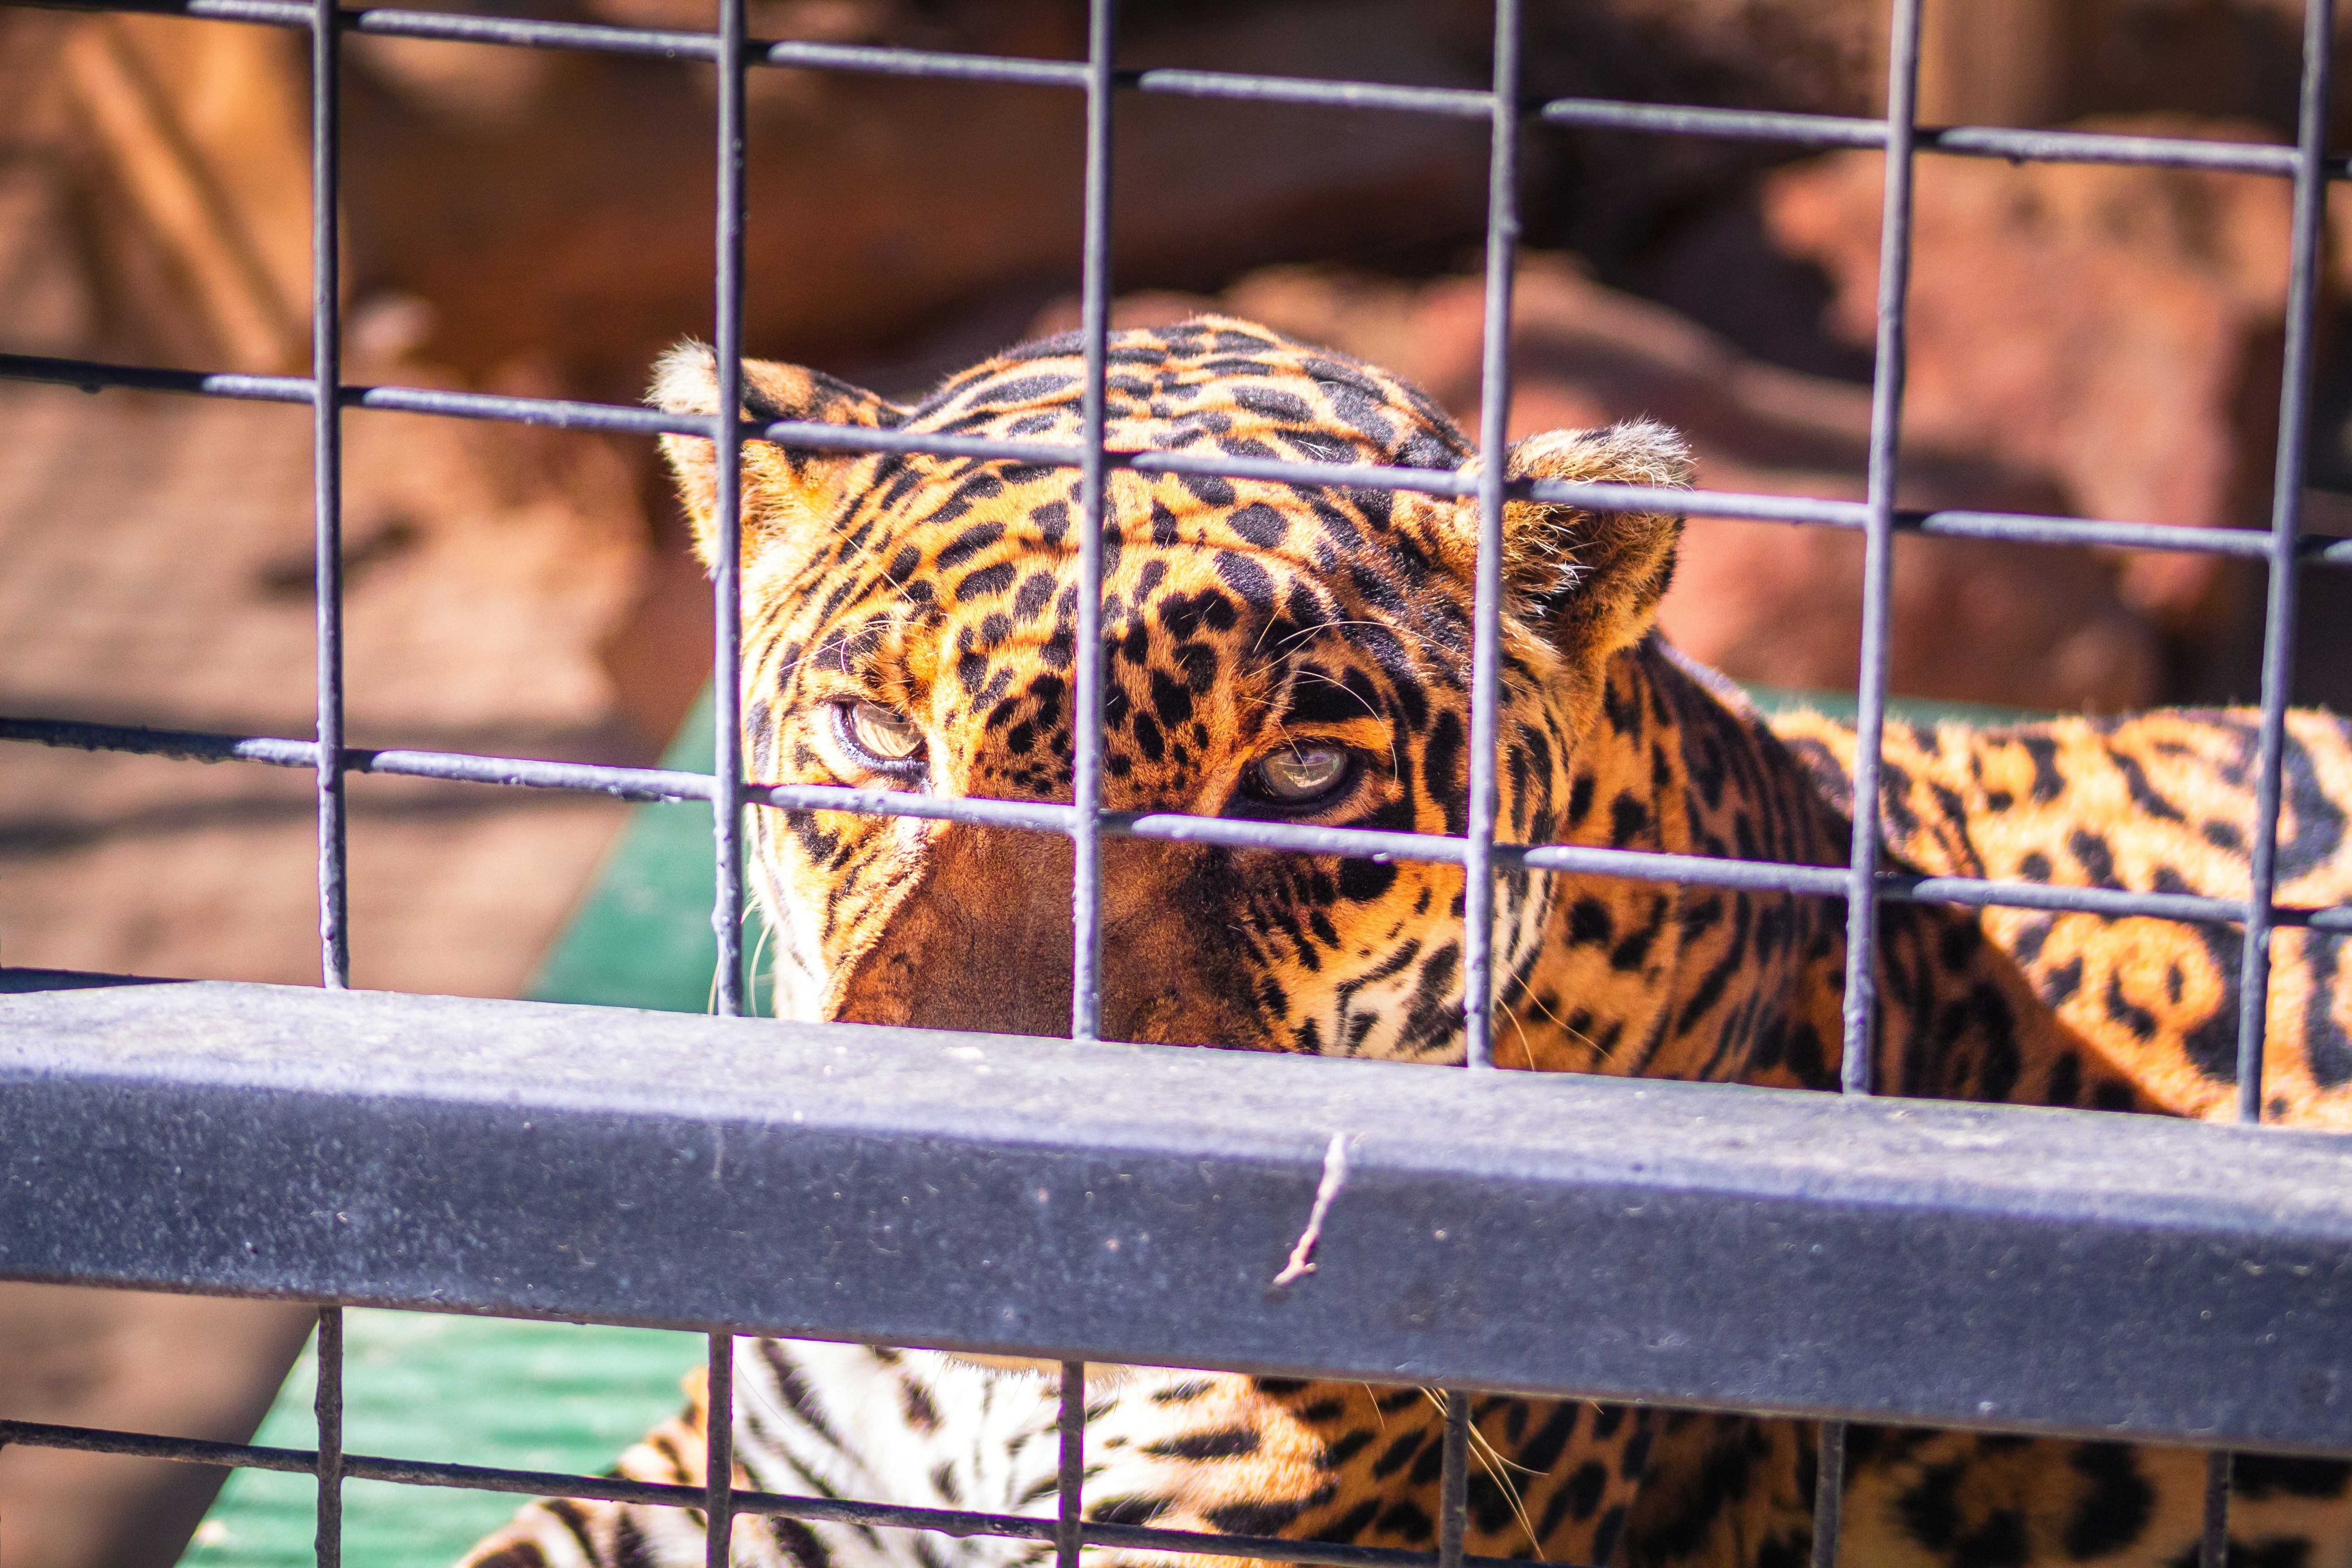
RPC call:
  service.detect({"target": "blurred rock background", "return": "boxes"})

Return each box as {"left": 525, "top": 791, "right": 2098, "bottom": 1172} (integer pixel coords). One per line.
{"left": 4, "top": 1, "right": 2352, "bottom": 1562}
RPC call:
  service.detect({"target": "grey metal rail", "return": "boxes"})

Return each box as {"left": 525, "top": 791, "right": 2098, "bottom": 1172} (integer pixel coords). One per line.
{"left": 8, "top": 970, "right": 2352, "bottom": 1456}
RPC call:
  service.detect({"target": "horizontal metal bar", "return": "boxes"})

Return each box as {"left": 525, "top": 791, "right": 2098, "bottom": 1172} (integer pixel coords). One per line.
{"left": 0, "top": 714, "right": 1472, "bottom": 853}
{"left": 1536, "top": 98, "right": 1886, "bottom": 147}
{"left": 1513, "top": 841, "right": 1845, "bottom": 891}
{"left": 18, "top": 352, "right": 2352, "bottom": 561}
{"left": 0, "top": 0, "right": 1500, "bottom": 113}
{"left": 0, "top": 354, "right": 688, "bottom": 437}
{"left": 1918, "top": 123, "right": 2302, "bottom": 176}
{"left": 1898, "top": 510, "right": 2286, "bottom": 557}
{"left": 8, "top": 0, "right": 310, "bottom": 23}
{"left": 759, "top": 39, "right": 1079, "bottom": 85}
{"left": 9, "top": 714, "right": 2347, "bottom": 931}
{"left": 1886, "top": 871, "right": 2249, "bottom": 927}
{"left": 1080, "top": 1519, "right": 1525, "bottom": 1568}
{"left": 0, "top": 355, "right": 318, "bottom": 403}
{"left": 0, "top": 1419, "right": 323, "bottom": 1474}
{"left": 1511, "top": 842, "right": 2352, "bottom": 930}
{"left": 0, "top": 713, "right": 1073, "bottom": 827}
{"left": 1526, "top": 477, "right": 1863, "bottom": 524}
{"left": 0, "top": 1419, "right": 1066, "bottom": 1538}
{"left": 8, "top": 0, "right": 1488, "bottom": 113}
{"left": 350, "top": 5, "right": 714, "bottom": 58}
{"left": 1509, "top": 844, "right": 2258, "bottom": 929}
{"left": 1110, "top": 809, "right": 1466, "bottom": 863}
{"left": 12, "top": 970, "right": 2352, "bottom": 1451}
{"left": 351, "top": 1456, "right": 1065, "bottom": 1551}
{"left": 0, "top": 1416, "right": 1547, "bottom": 1568}
{"left": 19, "top": 0, "right": 1058, "bottom": 75}
{"left": 0, "top": 352, "right": 1487, "bottom": 502}
{"left": 0, "top": 715, "right": 716, "bottom": 804}
{"left": 350, "top": 384, "right": 681, "bottom": 435}
{"left": 1128, "top": 68, "right": 1492, "bottom": 118}
{"left": 12, "top": 0, "right": 2347, "bottom": 181}
{"left": 705, "top": 422, "right": 1882, "bottom": 524}
{"left": 1533, "top": 100, "right": 2314, "bottom": 176}
{"left": 0, "top": 714, "right": 319, "bottom": 770}
{"left": 753, "top": 786, "right": 1076, "bottom": 833}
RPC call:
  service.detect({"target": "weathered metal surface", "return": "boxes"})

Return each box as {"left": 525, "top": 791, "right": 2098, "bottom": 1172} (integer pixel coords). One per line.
{"left": 5, "top": 969, "right": 2352, "bottom": 1452}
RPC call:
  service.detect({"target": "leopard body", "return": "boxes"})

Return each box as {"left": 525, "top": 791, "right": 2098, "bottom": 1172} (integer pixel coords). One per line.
{"left": 458, "top": 317, "right": 2352, "bottom": 1568}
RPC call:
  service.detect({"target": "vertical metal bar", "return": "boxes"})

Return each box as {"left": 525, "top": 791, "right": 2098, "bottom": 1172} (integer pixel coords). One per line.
{"left": 314, "top": 1305, "right": 343, "bottom": 1568}
{"left": 2201, "top": 1451, "right": 2234, "bottom": 1568}
{"left": 1068, "top": 0, "right": 1116, "bottom": 1043}
{"left": 310, "top": 0, "right": 347, "bottom": 989}
{"left": 2234, "top": 0, "right": 2333, "bottom": 1124}
{"left": 1460, "top": 0, "right": 1523, "bottom": 1075}
{"left": 2205, "top": 0, "right": 2333, "bottom": 1554}
{"left": 1444, "top": 1, "right": 1523, "bottom": 1560}
{"left": 1810, "top": 1409, "right": 1846, "bottom": 1568}
{"left": 708, "top": 0, "right": 749, "bottom": 1017}
{"left": 706, "top": 1333, "right": 737, "bottom": 1568}
{"left": 1437, "top": 1391, "right": 1470, "bottom": 1568}
{"left": 1837, "top": 0, "right": 1925, "bottom": 1096}
{"left": 1817, "top": 3, "right": 1925, "bottom": 1558}
{"left": 1056, "top": 1361, "right": 1086, "bottom": 1568}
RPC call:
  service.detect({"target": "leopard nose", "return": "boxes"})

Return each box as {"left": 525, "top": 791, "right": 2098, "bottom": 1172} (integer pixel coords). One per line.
{"left": 827, "top": 828, "right": 1252, "bottom": 1047}
{"left": 828, "top": 826, "right": 1074, "bottom": 1037}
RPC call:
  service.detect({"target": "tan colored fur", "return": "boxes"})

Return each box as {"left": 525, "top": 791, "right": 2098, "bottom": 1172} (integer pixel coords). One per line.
{"left": 458, "top": 318, "right": 2352, "bottom": 1568}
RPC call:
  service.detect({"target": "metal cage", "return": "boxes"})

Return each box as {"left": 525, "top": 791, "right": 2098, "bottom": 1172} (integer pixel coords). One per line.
{"left": 5, "top": 2, "right": 2352, "bottom": 1567}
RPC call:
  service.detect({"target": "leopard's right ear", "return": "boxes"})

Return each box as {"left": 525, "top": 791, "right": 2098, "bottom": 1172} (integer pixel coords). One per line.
{"left": 650, "top": 341, "right": 911, "bottom": 572}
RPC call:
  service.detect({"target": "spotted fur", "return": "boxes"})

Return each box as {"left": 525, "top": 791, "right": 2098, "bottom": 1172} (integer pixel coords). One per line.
{"left": 458, "top": 318, "right": 2352, "bottom": 1568}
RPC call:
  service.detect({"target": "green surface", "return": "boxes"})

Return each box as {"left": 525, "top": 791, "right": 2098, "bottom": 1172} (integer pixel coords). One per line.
{"left": 186, "top": 1312, "right": 700, "bottom": 1568}
{"left": 525, "top": 685, "right": 774, "bottom": 1017}
{"left": 186, "top": 678, "right": 2043, "bottom": 1567}
{"left": 1740, "top": 681, "right": 2048, "bottom": 729}
{"left": 191, "top": 694, "right": 744, "bottom": 1568}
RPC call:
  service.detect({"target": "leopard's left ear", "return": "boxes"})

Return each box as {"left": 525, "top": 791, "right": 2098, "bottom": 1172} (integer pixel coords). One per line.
{"left": 1466, "top": 420, "right": 1691, "bottom": 664}
{"left": 651, "top": 341, "right": 912, "bottom": 573}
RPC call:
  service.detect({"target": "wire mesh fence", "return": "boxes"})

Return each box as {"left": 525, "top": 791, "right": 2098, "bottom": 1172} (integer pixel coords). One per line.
{"left": 3, "top": 0, "right": 2352, "bottom": 1565}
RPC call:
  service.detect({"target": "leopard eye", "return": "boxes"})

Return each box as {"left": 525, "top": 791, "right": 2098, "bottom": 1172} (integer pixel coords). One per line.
{"left": 1248, "top": 743, "right": 1354, "bottom": 807}
{"left": 834, "top": 700, "right": 925, "bottom": 771}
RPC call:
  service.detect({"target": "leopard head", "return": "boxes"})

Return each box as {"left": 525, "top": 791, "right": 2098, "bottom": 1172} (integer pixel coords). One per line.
{"left": 654, "top": 315, "right": 1688, "bottom": 1060}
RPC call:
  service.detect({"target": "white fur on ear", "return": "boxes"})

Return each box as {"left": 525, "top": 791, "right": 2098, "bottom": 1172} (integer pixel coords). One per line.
{"left": 645, "top": 341, "right": 908, "bottom": 571}
{"left": 1506, "top": 419, "right": 1694, "bottom": 504}
{"left": 1488, "top": 419, "right": 1694, "bottom": 662}
{"left": 648, "top": 339, "right": 722, "bottom": 416}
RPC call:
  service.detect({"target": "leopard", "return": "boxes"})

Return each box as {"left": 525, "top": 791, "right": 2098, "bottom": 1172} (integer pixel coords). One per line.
{"left": 456, "top": 315, "right": 2352, "bottom": 1568}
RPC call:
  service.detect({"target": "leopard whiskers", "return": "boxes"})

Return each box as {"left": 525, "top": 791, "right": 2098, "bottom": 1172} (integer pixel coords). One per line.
{"left": 1416, "top": 1389, "right": 1544, "bottom": 1557}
